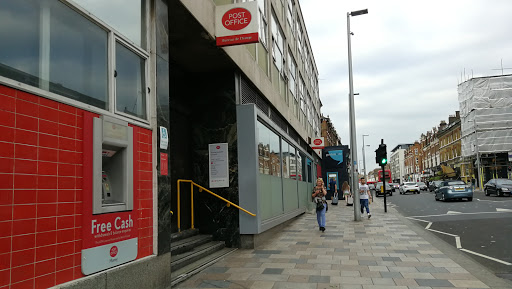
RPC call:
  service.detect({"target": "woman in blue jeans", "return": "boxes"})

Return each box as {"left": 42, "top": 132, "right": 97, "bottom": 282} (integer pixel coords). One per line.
{"left": 312, "top": 178, "right": 328, "bottom": 232}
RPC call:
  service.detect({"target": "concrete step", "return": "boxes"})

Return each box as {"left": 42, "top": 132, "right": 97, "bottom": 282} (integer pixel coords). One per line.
{"left": 170, "top": 247, "right": 237, "bottom": 288}
{"left": 171, "top": 229, "right": 199, "bottom": 243}
{"left": 171, "top": 234, "right": 212, "bottom": 256}
{"left": 171, "top": 240, "right": 225, "bottom": 271}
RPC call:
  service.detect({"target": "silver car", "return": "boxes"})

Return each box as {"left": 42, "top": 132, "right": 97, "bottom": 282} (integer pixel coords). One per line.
{"left": 399, "top": 182, "right": 420, "bottom": 194}
{"left": 416, "top": 182, "right": 428, "bottom": 191}
{"left": 435, "top": 180, "right": 473, "bottom": 201}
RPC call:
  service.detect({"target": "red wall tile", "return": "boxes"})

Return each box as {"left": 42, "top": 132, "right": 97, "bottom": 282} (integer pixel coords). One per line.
{"left": 0, "top": 237, "right": 11, "bottom": 254}
{"left": 36, "top": 217, "right": 56, "bottom": 233}
{"left": 0, "top": 268, "right": 10, "bottom": 287}
{"left": 35, "top": 273, "right": 55, "bottom": 289}
{"left": 0, "top": 253, "right": 11, "bottom": 270}
{"left": 11, "top": 248, "right": 35, "bottom": 267}
{"left": 12, "top": 204, "right": 35, "bottom": 220}
{"left": 0, "top": 205, "right": 13, "bottom": 222}
{"left": 11, "top": 263, "right": 34, "bottom": 284}
{"left": 35, "top": 245, "right": 55, "bottom": 262}
{"left": 0, "top": 143, "right": 14, "bottom": 158}
{"left": 12, "top": 235, "right": 36, "bottom": 252}
{"left": 0, "top": 222, "right": 12, "bottom": 238}
{"left": 13, "top": 190, "right": 37, "bottom": 205}
{"left": 0, "top": 158, "right": 14, "bottom": 174}
{"left": 0, "top": 111, "right": 15, "bottom": 127}
{"left": 3, "top": 86, "right": 155, "bottom": 288}
{"left": 12, "top": 219, "right": 36, "bottom": 236}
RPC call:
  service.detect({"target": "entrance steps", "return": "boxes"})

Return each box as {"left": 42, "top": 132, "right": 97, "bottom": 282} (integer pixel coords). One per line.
{"left": 170, "top": 229, "right": 236, "bottom": 287}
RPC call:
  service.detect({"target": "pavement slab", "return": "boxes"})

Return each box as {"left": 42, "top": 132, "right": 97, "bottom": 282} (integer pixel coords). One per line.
{"left": 174, "top": 198, "right": 512, "bottom": 289}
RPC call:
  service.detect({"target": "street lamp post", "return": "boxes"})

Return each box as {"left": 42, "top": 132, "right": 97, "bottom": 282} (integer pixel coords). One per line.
{"left": 362, "top": 134, "right": 369, "bottom": 180}
{"left": 347, "top": 8, "right": 368, "bottom": 221}
{"left": 468, "top": 120, "right": 482, "bottom": 190}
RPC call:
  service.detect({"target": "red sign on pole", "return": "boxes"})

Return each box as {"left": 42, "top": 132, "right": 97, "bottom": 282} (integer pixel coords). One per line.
{"left": 160, "top": 153, "right": 168, "bottom": 176}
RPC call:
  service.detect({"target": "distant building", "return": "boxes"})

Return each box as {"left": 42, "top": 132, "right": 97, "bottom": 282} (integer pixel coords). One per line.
{"left": 438, "top": 112, "right": 462, "bottom": 179}
{"left": 421, "top": 128, "right": 440, "bottom": 180}
{"left": 459, "top": 75, "right": 512, "bottom": 186}
{"left": 405, "top": 141, "right": 423, "bottom": 181}
{"left": 321, "top": 115, "right": 341, "bottom": 146}
{"left": 390, "top": 144, "right": 412, "bottom": 183}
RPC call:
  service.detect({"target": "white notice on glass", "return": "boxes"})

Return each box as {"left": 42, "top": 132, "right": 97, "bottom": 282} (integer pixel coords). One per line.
{"left": 159, "top": 126, "right": 169, "bottom": 150}
{"left": 209, "top": 143, "right": 229, "bottom": 188}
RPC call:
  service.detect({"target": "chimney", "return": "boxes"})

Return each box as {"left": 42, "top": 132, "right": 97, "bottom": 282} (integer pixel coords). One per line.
{"left": 455, "top": 111, "right": 460, "bottom": 118}
{"left": 439, "top": 120, "right": 447, "bottom": 131}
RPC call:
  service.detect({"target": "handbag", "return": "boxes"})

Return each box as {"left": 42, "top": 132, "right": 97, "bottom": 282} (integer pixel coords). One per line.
{"left": 316, "top": 201, "right": 324, "bottom": 211}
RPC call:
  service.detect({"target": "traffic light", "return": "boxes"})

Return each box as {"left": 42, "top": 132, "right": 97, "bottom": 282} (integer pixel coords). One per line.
{"left": 375, "top": 144, "right": 387, "bottom": 166}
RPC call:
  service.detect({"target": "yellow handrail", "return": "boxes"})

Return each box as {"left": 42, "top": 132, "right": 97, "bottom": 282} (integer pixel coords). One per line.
{"left": 176, "top": 179, "right": 256, "bottom": 232}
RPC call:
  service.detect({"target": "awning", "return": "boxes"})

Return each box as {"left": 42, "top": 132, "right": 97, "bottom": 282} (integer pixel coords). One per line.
{"left": 441, "top": 164, "right": 456, "bottom": 178}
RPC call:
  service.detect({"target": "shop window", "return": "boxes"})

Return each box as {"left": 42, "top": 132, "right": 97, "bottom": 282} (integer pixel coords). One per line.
{"left": 49, "top": 0, "right": 109, "bottom": 109}
{"left": 115, "top": 42, "right": 147, "bottom": 119}
{"left": 271, "top": 12, "right": 284, "bottom": 73}
{"left": 257, "top": 121, "right": 281, "bottom": 177}
{"left": 0, "top": 0, "right": 148, "bottom": 120}
{"left": 73, "top": 0, "right": 147, "bottom": 48}
{"left": 288, "top": 51, "right": 297, "bottom": 98}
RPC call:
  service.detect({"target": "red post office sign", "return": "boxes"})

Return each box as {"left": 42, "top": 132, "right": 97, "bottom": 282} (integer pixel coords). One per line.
{"left": 216, "top": 2, "right": 259, "bottom": 47}
{"left": 311, "top": 137, "right": 325, "bottom": 149}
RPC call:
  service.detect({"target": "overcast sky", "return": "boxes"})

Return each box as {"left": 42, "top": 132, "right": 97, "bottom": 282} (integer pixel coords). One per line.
{"left": 300, "top": 0, "right": 512, "bottom": 171}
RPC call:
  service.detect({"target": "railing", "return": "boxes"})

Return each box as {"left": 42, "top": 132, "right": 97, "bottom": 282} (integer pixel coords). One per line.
{"left": 176, "top": 179, "right": 256, "bottom": 232}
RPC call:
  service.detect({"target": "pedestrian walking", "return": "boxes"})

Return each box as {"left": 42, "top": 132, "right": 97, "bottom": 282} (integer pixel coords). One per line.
{"left": 341, "top": 181, "right": 351, "bottom": 205}
{"left": 312, "top": 178, "right": 327, "bottom": 232}
{"left": 359, "top": 178, "right": 372, "bottom": 219}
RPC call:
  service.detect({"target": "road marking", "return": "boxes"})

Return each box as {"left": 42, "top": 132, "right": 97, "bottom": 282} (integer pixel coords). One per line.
{"left": 460, "top": 249, "right": 512, "bottom": 265}
{"left": 497, "top": 208, "right": 512, "bottom": 212}
{"left": 407, "top": 216, "right": 509, "bottom": 266}
{"left": 455, "top": 236, "right": 462, "bottom": 249}
{"left": 408, "top": 211, "right": 508, "bottom": 218}
{"left": 447, "top": 211, "right": 462, "bottom": 214}
{"left": 426, "top": 228, "right": 459, "bottom": 237}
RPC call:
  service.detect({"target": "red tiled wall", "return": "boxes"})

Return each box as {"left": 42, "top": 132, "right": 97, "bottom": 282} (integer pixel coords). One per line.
{"left": 0, "top": 85, "right": 153, "bottom": 289}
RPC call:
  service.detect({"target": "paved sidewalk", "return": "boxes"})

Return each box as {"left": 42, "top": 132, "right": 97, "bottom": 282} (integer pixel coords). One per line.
{"left": 176, "top": 198, "right": 512, "bottom": 289}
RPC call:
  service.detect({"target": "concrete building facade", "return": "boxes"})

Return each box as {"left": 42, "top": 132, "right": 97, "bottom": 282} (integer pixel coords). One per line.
{"left": 390, "top": 144, "right": 412, "bottom": 183}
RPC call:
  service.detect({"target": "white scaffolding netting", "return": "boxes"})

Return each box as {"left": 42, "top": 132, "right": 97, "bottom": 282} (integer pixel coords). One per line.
{"left": 458, "top": 75, "right": 512, "bottom": 157}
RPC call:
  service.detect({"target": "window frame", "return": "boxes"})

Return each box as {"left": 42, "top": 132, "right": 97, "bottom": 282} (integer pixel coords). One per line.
{"left": 0, "top": 0, "right": 151, "bottom": 126}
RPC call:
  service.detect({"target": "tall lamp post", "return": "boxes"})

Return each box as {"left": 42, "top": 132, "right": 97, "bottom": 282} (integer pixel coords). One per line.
{"left": 347, "top": 8, "right": 368, "bottom": 221}
{"left": 468, "top": 120, "right": 481, "bottom": 190}
{"left": 362, "top": 134, "right": 369, "bottom": 180}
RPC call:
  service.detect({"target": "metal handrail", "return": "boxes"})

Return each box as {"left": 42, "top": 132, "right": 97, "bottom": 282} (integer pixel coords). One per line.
{"left": 176, "top": 179, "right": 256, "bottom": 232}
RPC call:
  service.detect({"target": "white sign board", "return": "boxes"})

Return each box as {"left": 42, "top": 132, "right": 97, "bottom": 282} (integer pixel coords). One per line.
{"left": 311, "top": 137, "right": 325, "bottom": 149}
{"left": 209, "top": 143, "right": 229, "bottom": 188}
{"left": 215, "top": 1, "right": 259, "bottom": 47}
{"left": 159, "top": 126, "right": 168, "bottom": 150}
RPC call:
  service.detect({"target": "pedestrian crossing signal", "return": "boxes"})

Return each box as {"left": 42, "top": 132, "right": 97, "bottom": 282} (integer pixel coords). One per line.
{"left": 375, "top": 143, "right": 387, "bottom": 166}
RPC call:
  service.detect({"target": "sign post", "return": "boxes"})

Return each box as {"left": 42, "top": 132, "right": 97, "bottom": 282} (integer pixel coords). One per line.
{"left": 209, "top": 143, "right": 229, "bottom": 188}
{"left": 215, "top": 2, "right": 259, "bottom": 47}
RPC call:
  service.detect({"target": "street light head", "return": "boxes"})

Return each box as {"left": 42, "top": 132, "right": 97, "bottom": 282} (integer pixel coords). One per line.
{"left": 350, "top": 9, "right": 368, "bottom": 16}
{"left": 350, "top": 32, "right": 354, "bottom": 35}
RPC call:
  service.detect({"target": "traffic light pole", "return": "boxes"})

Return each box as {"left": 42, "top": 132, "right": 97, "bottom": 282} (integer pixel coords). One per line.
{"left": 382, "top": 164, "right": 387, "bottom": 213}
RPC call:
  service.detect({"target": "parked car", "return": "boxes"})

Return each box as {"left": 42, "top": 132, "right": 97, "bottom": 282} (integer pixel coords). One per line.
{"left": 435, "top": 180, "right": 473, "bottom": 201}
{"left": 416, "top": 182, "right": 428, "bottom": 191}
{"left": 390, "top": 183, "right": 400, "bottom": 192}
{"left": 399, "top": 182, "right": 420, "bottom": 194}
{"left": 484, "top": 178, "right": 512, "bottom": 197}
{"left": 429, "top": 180, "right": 443, "bottom": 192}
{"left": 375, "top": 182, "right": 392, "bottom": 196}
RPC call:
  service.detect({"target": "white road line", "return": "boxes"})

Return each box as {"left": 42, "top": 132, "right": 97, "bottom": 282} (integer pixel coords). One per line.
{"left": 497, "top": 208, "right": 512, "bottom": 212}
{"left": 408, "top": 211, "right": 507, "bottom": 218}
{"left": 405, "top": 212, "right": 511, "bottom": 266}
{"left": 425, "top": 222, "right": 432, "bottom": 230}
{"left": 406, "top": 216, "right": 430, "bottom": 223}
{"left": 426, "top": 228, "right": 459, "bottom": 237}
{"left": 455, "top": 236, "right": 462, "bottom": 249}
{"left": 460, "top": 249, "right": 512, "bottom": 265}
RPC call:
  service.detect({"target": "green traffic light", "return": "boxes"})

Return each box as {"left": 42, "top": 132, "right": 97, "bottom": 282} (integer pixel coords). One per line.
{"left": 381, "top": 159, "right": 387, "bottom": 165}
